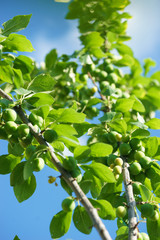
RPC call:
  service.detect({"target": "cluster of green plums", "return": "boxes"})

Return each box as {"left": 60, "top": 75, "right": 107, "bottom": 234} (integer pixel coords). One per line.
{"left": 0, "top": 108, "right": 58, "bottom": 172}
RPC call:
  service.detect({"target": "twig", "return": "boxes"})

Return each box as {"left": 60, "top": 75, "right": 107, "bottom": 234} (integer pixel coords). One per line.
{"left": 122, "top": 159, "right": 138, "bottom": 239}
{"left": 0, "top": 88, "right": 112, "bottom": 240}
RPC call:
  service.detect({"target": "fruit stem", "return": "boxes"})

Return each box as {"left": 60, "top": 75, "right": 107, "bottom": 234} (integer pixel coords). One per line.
{"left": 122, "top": 158, "right": 138, "bottom": 240}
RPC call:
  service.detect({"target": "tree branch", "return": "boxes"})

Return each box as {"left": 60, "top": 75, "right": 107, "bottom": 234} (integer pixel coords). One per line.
{"left": 122, "top": 160, "right": 138, "bottom": 240}
{"left": 0, "top": 88, "right": 112, "bottom": 240}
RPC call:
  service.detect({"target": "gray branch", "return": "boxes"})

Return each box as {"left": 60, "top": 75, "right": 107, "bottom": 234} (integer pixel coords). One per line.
{"left": 122, "top": 160, "right": 138, "bottom": 240}
{"left": 0, "top": 88, "right": 112, "bottom": 240}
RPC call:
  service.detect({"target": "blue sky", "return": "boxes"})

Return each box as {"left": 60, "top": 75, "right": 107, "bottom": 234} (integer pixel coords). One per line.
{"left": 0, "top": 1, "right": 160, "bottom": 240}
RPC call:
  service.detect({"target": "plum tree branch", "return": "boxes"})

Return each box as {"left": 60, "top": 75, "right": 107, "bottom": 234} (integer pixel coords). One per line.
{"left": 122, "top": 159, "right": 138, "bottom": 240}
{"left": 0, "top": 88, "right": 112, "bottom": 240}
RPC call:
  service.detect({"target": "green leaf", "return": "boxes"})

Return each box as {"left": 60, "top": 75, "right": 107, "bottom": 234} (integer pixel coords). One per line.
{"left": 0, "top": 61, "right": 14, "bottom": 83}
{"left": 109, "top": 119, "right": 127, "bottom": 134}
{"left": 28, "top": 74, "right": 56, "bottom": 92}
{"left": 79, "top": 180, "right": 92, "bottom": 194}
{"left": 154, "top": 183, "right": 160, "bottom": 197}
{"left": 0, "top": 154, "right": 21, "bottom": 174}
{"left": 146, "top": 137, "right": 159, "bottom": 157}
{"left": 13, "top": 68, "right": 24, "bottom": 88}
{"left": 26, "top": 92, "right": 54, "bottom": 107}
{"left": 115, "top": 226, "right": 129, "bottom": 240}
{"left": 14, "top": 174, "right": 36, "bottom": 202}
{"left": 14, "top": 88, "right": 32, "bottom": 96}
{"left": 90, "top": 142, "right": 113, "bottom": 157}
{"left": 0, "top": 34, "right": 6, "bottom": 42}
{"left": 73, "top": 206, "right": 92, "bottom": 234}
{"left": 53, "top": 124, "right": 77, "bottom": 137}
{"left": 99, "top": 176, "right": 123, "bottom": 199}
{"left": 115, "top": 98, "right": 135, "bottom": 112}
{"left": 23, "top": 160, "right": 35, "bottom": 180}
{"left": 147, "top": 88, "right": 160, "bottom": 108}
{"left": 99, "top": 112, "right": 116, "bottom": 122}
{"left": 45, "top": 49, "right": 57, "bottom": 70}
{"left": 114, "top": 54, "right": 134, "bottom": 67}
{"left": 2, "top": 14, "right": 32, "bottom": 36}
{"left": 79, "top": 54, "right": 93, "bottom": 65}
{"left": 131, "top": 129, "right": 150, "bottom": 138}
{"left": 2, "top": 33, "right": 34, "bottom": 52}
{"left": 59, "top": 135, "right": 79, "bottom": 147}
{"left": 146, "top": 118, "right": 160, "bottom": 129}
{"left": 131, "top": 95, "right": 145, "bottom": 112}
{"left": 14, "top": 55, "right": 34, "bottom": 74}
{"left": 139, "top": 184, "right": 153, "bottom": 202}
{"left": 87, "top": 98, "right": 102, "bottom": 107}
{"left": 57, "top": 108, "right": 86, "bottom": 123}
{"left": 51, "top": 140, "right": 65, "bottom": 152}
{"left": 147, "top": 213, "right": 160, "bottom": 240}
{"left": 144, "top": 58, "right": 156, "bottom": 76}
{"left": 10, "top": 162, "right": 25, "bottom": 186}
{"left": 74, "top": 146, "right": 91, "bottom": 162}
{"left": 89, "top": 199, "right": 116, "bottom": 220}
{"left": 81, "top": 162, "right": 116, "bottom": 183}
{"left": 80, "top": 31, "right": 104, "bottom": 50}
{"left": 13, "top": 235, "right": 20, "bottom": 240}
{"left": 50, "top": 210, "right": 72, "bottom": 239}
{"left": 115, "top": 43, "right": 133, "bottom": 56}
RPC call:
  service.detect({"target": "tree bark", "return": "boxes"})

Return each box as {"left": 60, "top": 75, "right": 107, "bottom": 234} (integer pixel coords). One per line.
{"left": 123, "top": 160, "right": 138, "bottom": 240}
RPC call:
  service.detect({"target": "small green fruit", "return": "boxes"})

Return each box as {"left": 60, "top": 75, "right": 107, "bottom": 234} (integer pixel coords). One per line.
{"left": 149, "top": 210, "right": 159, "bottom": 221}
{"left": 2, "top": 109, "right": 17, "bottom": 121}
{"left": 107, "top": 132, "right": 117, "bottom": 144}
{"left": 140, "top": 232, "right": 150, "bottom": 240}
{"left": 140, "top": 156, "right": 152, "bottom": 170}
{"left": 100, "top": 81, "right": 109, "bottom": 90}
{"left": 141, "top": 203, "right": 154, "bottom": 218}
{"left": 43, "top": 129, "right": 58, "bottom": 143}
{"left": 63, "top": 156, "right": 77, "bottom": 171}
{"left": 61, "top": 197, "right": 75, "bottom": 212}
{"left": 134, "top": 151, "right": 145, "bottom": 161}
{"left": 17, "top": 124, "right": 30, "bottom": 138}
{"left": 70, "top": 167, "right": 82, "bottom": 183}
{"left": 99, "top": 70, "right": 108, "bottom": 78}
{"left": 113, "top": 165, "right": 122, "bottom": 174}
{"left": 0, "top": 125, "right": 8, "bottom": 139}
{"left": 130, "top": 162, "right": 142, "bottom": 175}
{"left": 122, "top": 134, "right": 131, "bottom": 143}
{"left": 107, "top": 73, "right": 118, "bottom": 83}
{"left": 107, "top": 154, "right": 117, "bottom": 165}
{"left": 29, "top": 113, "right": 43, "bottom": 128}
{"left": 119, "top": 143, "right": 132, "bottom": 156}
{"left": 132, "top": 182, "right": 141, "bottom": 194}
{"left": 33, "top": 157, "right": 45, "bottom": 172}
{"left": 114, "top": 157, "right": 123, "bottom": 166}
{"left": 105, "top": 64, "right": 114, "bottom": 73}
{"left": 80, "top": 74, "right": 88, "bottom": 82}
{"left": 91, "top": 86, "right": 98, "bottom": 94}
{"left": 19, "top": 134, "right": 33, "bottom": 148}
{"left": 4, "top": 121, "right": 17, "bottom": 134}
{"left": 130, "top": 138, "right": 142, "bottom": 150}
{"left": 137, "top": 233, "right": 143, "bottom": 240}
{"left": 116, "top": 206, "right": 127, "bottom": 218}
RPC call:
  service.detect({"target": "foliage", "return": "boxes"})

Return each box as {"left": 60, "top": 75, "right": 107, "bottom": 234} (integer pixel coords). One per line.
{"left": 0, "top": 0, "right": 160, "bottom": 239}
